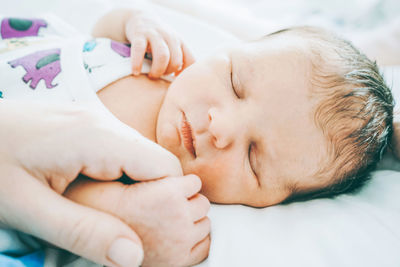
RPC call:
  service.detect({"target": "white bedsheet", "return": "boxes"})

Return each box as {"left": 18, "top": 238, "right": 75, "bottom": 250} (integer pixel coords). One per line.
{"left": 2, "top": 0, "right": 400, "bottom": 266}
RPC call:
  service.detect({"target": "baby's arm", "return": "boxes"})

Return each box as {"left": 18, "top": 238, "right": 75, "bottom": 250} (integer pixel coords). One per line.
{"left": 92, "top": 8, "right": 135, "bottom": 43}
{"left": 64, "top": 175, "right": 211, "bottom": 267}
{"left": 92, "top": 8, "right": 195, "bottom": 77}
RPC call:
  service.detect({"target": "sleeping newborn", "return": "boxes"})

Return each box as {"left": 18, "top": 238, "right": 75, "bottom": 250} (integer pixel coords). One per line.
{"left": 1, "top": 14, "right": 391, "bottom": 208}
{"left": 96, "top": 26, "right": 394, "bottom": 207}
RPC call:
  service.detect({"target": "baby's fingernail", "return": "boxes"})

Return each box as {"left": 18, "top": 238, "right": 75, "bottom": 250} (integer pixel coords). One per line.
{"left": 108, "top": 238, "right": 143, "bottom": 267}
{"left": 133, "top": 70, "right": 140, "bottom": 76}
{"left": 177, "top": 64, "right": 183, "bottom": 71}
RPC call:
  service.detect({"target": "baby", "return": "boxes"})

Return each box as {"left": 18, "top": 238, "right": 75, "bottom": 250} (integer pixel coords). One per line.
{"left": 80, "top": 10, "right": 394, "bottom": 206}
{"left": 71, "top": 10, "right": 395, "bottom": 266}
{"left": 0, "top": 7, "right": 394, "bottom": 267}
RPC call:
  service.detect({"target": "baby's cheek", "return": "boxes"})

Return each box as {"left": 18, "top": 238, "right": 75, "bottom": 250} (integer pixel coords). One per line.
{"left": 191, "top": 157, "right": 240, "bottom": 203}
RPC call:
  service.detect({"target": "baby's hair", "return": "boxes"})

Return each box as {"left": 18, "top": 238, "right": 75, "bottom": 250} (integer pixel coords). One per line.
{"left": 265, "top": 26, "right": 394, "bottom": 203}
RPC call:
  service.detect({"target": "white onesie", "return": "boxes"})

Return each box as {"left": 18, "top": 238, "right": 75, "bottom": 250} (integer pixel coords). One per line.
{"left": 0, "top": 14, "right": 171, "bottom": 106}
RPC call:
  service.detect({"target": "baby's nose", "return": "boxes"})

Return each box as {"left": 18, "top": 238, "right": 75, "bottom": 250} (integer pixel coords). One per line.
{"left": 207, "top": 107, "right": 234, "bottom": 149}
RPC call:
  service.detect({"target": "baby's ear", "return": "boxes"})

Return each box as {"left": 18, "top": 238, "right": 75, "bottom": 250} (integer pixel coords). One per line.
{"left": 389, "top": 121, "right": 400, "bottom": 159}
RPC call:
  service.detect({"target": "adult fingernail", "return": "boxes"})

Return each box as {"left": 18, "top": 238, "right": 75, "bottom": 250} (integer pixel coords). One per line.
{"left": 108, "top": 238, "right": 143, "bottom": 267}
{"left": 133, "top": 70, "right": 140, "bottom": 76}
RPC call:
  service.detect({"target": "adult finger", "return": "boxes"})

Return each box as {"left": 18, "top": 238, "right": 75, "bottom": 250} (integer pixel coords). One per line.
{"left": 147, "top": 33, "right": 170, "bottom": 78}
{"left": 189, "top": 194, "right": 211, "bottom": 222}
{"left": 130, "top": 36, "right": 148, "bottom": 75}
{"left": 193, "top": 217, "right": 211, "bottom": 244}
{"left": 0, "top": 166, "right": 144, "bottom": 267}
{"left": 6, "top": 102, "right": 182, "bottom": 185}
{"left": 62, "top": 110, "right": 183, "bottom": 181}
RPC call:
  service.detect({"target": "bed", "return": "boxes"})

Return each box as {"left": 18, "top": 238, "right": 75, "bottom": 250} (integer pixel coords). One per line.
{"left": 2, "top": 0, "right": 400, "bottom": 266}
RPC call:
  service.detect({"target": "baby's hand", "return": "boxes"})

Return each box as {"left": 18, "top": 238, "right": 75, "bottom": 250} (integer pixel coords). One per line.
{"left": 125, "top": 10, "right": 195, "bottom": 78}
{"left": 120, "top": 175, "right": 211, "bottom": 266}
{"left": 65, "top": 175, "right": 211, "bottom": 267}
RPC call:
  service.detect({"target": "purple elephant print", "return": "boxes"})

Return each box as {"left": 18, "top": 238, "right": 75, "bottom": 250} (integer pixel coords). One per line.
{"left": 110, "top": 40, "right": 131, "bottom": 57}
{"left": 1, "top": 18, "right": 47, "bottom": 39}
{"left": 110, "top": 40, "right": 152, "bottom": 60}
{"left": 8, "top": 48, "right": 61, "bottom": 89}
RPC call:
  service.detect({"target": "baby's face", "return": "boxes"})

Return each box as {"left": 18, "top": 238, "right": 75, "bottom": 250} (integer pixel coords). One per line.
{"left": 156, "top": 35, "right": 328, "bottom": 207}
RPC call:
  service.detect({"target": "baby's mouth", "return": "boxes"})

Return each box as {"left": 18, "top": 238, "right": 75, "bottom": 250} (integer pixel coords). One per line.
{"left": 181, "top": 111, "right": 196, "bottom": 158}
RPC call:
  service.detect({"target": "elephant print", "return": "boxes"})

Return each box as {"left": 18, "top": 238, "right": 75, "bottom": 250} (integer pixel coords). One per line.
{"left": 8, "top": 48, "right": 61, "bottom": 89}
{"left": 110, "top": 40, "right": 152, "bottom": 60}
{"left": 1, "top": 18, "right": 47, "bottom": 39}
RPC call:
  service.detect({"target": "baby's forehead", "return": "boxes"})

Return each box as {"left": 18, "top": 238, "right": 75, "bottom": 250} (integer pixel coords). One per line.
{"left": 230, "top": 41, "right": 314, "bottom": 96}
{"left": 235, "top": 33, "right": 311, "bottom": 60}
{"left": 230, "top": 38, "right": 314, "bottom": 85}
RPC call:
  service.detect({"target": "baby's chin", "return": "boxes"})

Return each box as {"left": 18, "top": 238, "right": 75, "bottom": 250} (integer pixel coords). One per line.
{"left": 178, "top": 157, "right": 195, "bottom": 176}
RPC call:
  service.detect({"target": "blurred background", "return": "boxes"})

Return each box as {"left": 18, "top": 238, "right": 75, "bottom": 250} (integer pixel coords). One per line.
{"left": 2, "top": 0, "right": 399, "bottom": 65}
{"left": 151, "top": 0, "right": 400, "bottom": 65}
{"left": 151, "top": 0, "right": 400, "bottom": 35}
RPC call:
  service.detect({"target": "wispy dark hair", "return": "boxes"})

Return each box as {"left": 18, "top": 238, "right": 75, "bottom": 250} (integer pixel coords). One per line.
{"left": 265, "top": 27, "right": 394, "bottom": 203}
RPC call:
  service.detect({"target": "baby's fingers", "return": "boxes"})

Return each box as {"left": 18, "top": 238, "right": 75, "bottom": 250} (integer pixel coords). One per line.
{"left": 177, "top": 42, "right": 195, "bottom": 75}
{"left": 148, "top": 33, "right": 170, "bottom": 78}
{"left": 164, "top": 36, "right": 183, "bottom": 75}
{"left": 189, "top": 234, "right": 211, "bottom": 266}
{"left": 175, "top": 174, "right": 202, "bottom": 198}
{"left": 192, "top": 217, "right": 211, "bottom": 247}
{"left": 131, "top": 36, "right": 148, "bottom": 75}
{"left": 189, "top": 193, "right": 211, "bottom": 222}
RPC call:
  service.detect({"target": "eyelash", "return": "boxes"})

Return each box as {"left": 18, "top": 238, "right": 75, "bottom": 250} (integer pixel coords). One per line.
{"left": 230, "top": 69, "right": 240, "bottom": 99}
{"left": 248, "top": 143, "right": 257, "bottom": 178}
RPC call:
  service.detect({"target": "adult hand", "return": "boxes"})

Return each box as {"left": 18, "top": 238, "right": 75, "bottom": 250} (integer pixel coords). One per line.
{"left": 0, "top": 100, "right": 182, "bottom": 267}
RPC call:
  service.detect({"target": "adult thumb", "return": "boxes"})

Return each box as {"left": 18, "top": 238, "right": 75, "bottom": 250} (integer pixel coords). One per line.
{"left": 0, "top": 166, "right": 144, "bottom": 267}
